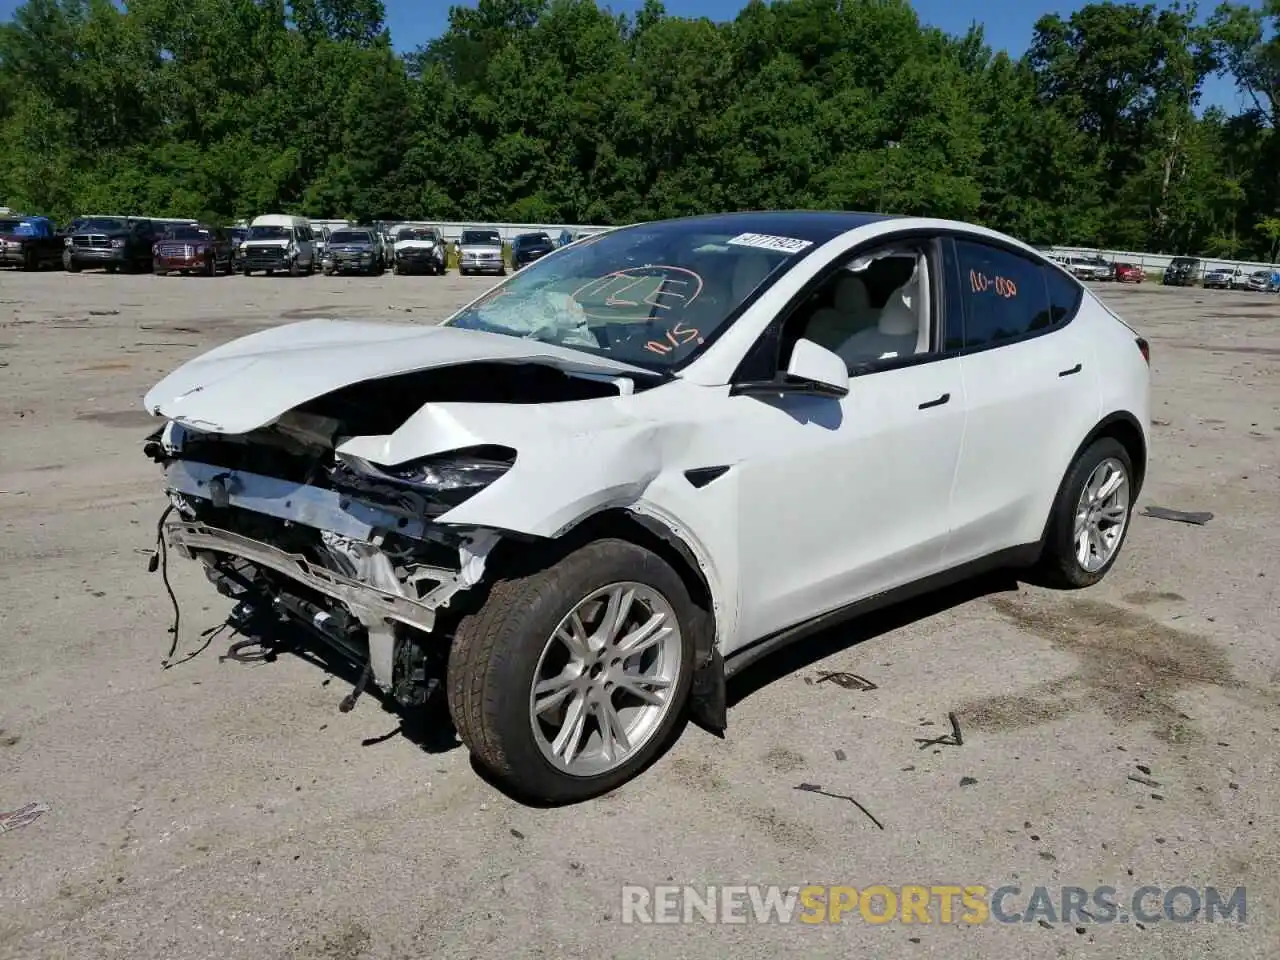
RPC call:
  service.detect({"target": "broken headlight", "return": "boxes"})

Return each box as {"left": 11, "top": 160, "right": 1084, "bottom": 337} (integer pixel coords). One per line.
{"left": 335, "top": 446, "right": 516, "bottom": 512}
{"left": 380, "top": 452, "right": 512, "bottom": 492}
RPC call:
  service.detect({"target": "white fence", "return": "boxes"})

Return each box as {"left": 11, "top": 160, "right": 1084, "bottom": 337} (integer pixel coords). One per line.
{"left": 1044, "top": 245, "right": 1277, "bottom": 279}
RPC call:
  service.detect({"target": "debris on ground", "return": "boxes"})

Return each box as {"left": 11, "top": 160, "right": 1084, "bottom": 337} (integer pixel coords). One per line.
{"left": 959, "top": 777, "right": 978, "bottom": 787}
{"left": 1128, "top": 774, "right": 1161, "bottom": 788}
{"left": 1141, "top": 505, "right": 1214, "bottom": 525}
{"left": 0, "top": 801, "right": 50, "bottom": 834}
{"left": 915, "top": 711, "right": 963, "bottom": 749}
{"left": 815, "top": 671, "right": 877, "bottom": 691}
{"left": 795, "top": 782, "right": 885, "bottom": 830}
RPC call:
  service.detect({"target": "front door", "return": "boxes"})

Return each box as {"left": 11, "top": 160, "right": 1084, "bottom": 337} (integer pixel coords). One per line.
{"left": 729, "top": 357, "right": 965, "bottom": 644}
{"left": 725, "top": 240, "right": 967, "bottom": 646}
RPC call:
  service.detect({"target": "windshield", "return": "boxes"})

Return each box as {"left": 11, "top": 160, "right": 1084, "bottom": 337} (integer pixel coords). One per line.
{"left": 165, "top": 227, "right": 213, "bottom": 241}
{"left": 80, "top": 218, "right": 127, "bottom": 232}
{"left": 329, "top": 230, "right": 371, "bottom": 243}
{"left": 248, "top": 225, "right": 290, "bottom": 240}
{"left": 0, "top": 219, "right": 21, "bottom": 232}
{"left": 231, "top": 229, "right": 247, "bottom": 240}
{"left": 462, "top": 230, "right": 500, "bottom": 245}
{"left": 445, "top": 221, "right": 811, "bottom": 369}
{"left": 397, "top": 228, "right": 435, "bottom": 241}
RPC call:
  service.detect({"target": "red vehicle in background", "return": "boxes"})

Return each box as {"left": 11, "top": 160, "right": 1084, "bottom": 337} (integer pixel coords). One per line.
{"left": 153, "top": 224, "right": 234, "bottom": 276}
{"left": 1114, "top": 262, "right": 1145, "bottom": 283}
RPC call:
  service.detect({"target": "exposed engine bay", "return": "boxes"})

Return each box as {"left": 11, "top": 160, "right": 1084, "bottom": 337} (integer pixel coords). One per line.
{"left": 145, "top": 360, "right": 647, "bottom": 708}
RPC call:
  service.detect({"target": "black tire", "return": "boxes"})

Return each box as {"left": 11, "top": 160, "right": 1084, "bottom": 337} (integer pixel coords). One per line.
{"left": 206, "top": 256, "right": 217, "bottom": 277}
{"left": 1034, "top": 437, "right": 1135, "bottom": 589}
{"left": 22, "top": 248, "right": 37, "bottom": 272}
{"left": 242, "top": 267, "right": 252, "bottom": 276}
{"left": 447, "top": 538, "right": 697, "bottom": 804}
{"left": 265, "top": 269, "right": 274, "bottom": 277}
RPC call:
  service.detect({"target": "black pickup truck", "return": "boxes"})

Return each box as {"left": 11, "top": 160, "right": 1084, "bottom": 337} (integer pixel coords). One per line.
{"left": 0, "top": 215, "right": 64, "bottom": 270}
{"left": 65, "top": 216, "right": 158, "bottom": 273}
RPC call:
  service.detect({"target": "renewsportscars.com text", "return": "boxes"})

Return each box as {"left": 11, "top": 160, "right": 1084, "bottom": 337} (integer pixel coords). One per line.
{"left": 620, "top": 884, "right": 1247, "bottom": 926}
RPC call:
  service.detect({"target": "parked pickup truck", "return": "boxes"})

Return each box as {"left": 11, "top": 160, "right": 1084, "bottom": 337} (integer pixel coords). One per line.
{"left": 65, "top": 216, "right": 158, "bottom": 273}
{"left": 0, "top": 215, "right": 64, "bottom": 270}
{"left": 1202, "top": 266, "right": 1236, "bottom": 290}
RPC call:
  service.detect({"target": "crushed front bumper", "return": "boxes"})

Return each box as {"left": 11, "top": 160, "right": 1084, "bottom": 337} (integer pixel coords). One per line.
{"left": 160, "top": 459, "right": 500, "bottom": 690}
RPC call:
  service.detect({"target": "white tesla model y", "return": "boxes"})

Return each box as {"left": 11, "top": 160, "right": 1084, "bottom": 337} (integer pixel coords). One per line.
{"left": 143, "top": 211, "right": 1151, "bottom": 802}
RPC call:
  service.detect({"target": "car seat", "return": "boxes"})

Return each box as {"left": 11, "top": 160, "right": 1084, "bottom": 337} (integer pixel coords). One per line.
{"left": 804, "top": 274, "right": 877, "bottom": 349}
{"left": 835, "top": 265, "right": 922, "bottom": 364}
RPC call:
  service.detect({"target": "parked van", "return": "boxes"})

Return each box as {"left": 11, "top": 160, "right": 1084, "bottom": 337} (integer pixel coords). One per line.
{"left": 239, "top": 214, "right": 317, "bottom": 276}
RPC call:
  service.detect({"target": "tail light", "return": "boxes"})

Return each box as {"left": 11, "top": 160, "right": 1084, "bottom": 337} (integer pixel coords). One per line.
{"left": 1136, "top": 337, "right": 1150, "bottom": 365}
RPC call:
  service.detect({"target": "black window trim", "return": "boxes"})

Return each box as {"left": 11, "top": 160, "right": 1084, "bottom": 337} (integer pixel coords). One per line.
{"left": 941, "top": 231, "right": 1085, "bottom": 358}
{"left": 728, "top": 227, "right": 952, "bottom": 386}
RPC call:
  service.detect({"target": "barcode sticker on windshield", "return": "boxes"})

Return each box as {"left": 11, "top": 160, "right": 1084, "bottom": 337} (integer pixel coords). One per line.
{"left": 727, "top": 232, "right": 814, "bottom": 254}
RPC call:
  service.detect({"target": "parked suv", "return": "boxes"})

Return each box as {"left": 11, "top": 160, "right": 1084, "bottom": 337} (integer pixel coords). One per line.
{"left": 511, "top": 232, "right": 556, "bottom": 270}
{"left": 65, "top": 217, "right": 157, "bottom": 273}
{"left": 1162, "top": 257, "right": 1200, "bottom": 286}
{"left": 321, "top": 228, "right": 383, "bottom": 276}
{"left": 142, "top": 211, "right": 1151, "bottom": 803}
{"left": 391, "top": 224, "right": 447, "bottom": 275}
{"left": 457, "top": 228, "right": 505, "bottom": 276}
{"left": 153, "top": 224, "right": 235, "bottom": 276}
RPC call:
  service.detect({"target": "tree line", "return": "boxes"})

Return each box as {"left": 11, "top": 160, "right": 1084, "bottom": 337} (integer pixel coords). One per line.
{"left": 2, "top": 0, "right": 1279, "bottom": 261}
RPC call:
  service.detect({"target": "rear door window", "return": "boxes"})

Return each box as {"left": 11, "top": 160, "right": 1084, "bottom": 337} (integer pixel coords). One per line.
{"left": 953, "top": 239, "right": 1055, "bottom": 349}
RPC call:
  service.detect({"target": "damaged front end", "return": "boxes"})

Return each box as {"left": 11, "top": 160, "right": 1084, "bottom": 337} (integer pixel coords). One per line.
{"left": 143, "top": 403, "right": 517, "bottom": 708}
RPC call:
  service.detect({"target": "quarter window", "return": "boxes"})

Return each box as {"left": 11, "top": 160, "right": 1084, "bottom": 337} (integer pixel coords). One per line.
{"left": 954, "top": 239, "right": 1054, "bottom": 349}
{"left": 1046, "top": 264, "right": 1083, "bottom": 325}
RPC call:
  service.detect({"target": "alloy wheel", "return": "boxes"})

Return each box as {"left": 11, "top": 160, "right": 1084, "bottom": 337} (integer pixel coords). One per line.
{"left": 1074, "top": 457, "right": 1130, "bottom": 573}
{"left": 529, "top": 582, "right": 683, "bottom": 778}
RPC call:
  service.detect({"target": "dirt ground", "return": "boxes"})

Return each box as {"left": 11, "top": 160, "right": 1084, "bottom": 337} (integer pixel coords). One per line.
{"left": 1, "top": 270, "right": 1277, "bottom": 959}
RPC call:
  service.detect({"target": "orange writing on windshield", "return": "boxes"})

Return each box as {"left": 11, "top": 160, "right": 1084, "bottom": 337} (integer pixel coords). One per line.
{"left": 969, "top": 269, "right": 1017, "bottom": 299}
{"left": 572, "top": 267, "right": 704, "bottom": 322}
{"left": 644, "top": 322, "right": 702, "bottom": 355}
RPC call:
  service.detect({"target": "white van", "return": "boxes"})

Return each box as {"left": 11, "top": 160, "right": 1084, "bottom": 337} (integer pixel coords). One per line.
{"left": 239, "top": 214, "right": 317, "bottom": 276}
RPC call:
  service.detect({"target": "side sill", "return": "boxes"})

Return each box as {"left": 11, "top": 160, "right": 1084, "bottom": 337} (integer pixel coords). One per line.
{"left": 722, "top": 542, "right": 1041, "bottom": 680}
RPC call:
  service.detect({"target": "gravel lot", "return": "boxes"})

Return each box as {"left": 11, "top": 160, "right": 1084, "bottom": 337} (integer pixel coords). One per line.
{"left": 1, "top": 271, "right": 1277, "bottom": 959}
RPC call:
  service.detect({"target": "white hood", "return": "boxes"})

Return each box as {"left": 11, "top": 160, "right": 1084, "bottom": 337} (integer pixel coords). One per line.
{"left": 395, "top": 239, "right": 438, "bottom": 252}
{"left": 142, "top": 319, "right": 659, "bottom": 435}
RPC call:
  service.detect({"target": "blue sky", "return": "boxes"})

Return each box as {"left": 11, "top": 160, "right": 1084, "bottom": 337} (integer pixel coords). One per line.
{"left": 0, "top": 0, "right": 1251, "bottom": 111}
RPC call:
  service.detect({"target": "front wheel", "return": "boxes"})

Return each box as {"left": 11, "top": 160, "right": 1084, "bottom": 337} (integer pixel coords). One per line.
{"left": 447, "top": 539, "right": 696, "bottom": 804}
{"left": 1034, "top": 437, "right": 1135, "bottom": 589}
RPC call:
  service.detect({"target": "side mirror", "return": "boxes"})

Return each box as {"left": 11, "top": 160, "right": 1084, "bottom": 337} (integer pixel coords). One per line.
{"left": 731, "top": 338, "right": 849, "bottom": 399}
{"left": 784, "top": 339, "right": 850, "bottom": 397}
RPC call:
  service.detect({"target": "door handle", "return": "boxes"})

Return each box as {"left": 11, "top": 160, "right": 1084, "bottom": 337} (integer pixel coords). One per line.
{"left": 918, "top": 393, "right": 950, "bottom": 410}
{"left": 1058, "top": 363, "right": 1082, "bottom": 377}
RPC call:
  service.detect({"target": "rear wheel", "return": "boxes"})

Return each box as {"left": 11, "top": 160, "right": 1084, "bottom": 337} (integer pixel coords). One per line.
{"left": 448, "top": 538, "right": 696, "bottom": 804}
{"left": 1035, "top": 437, "right": 1135, "bottom": 588}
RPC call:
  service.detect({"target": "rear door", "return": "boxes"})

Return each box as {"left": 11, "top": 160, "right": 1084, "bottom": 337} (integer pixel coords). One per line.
{"left": 941, "top": 236, "right": 1101, "bottom": 565}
